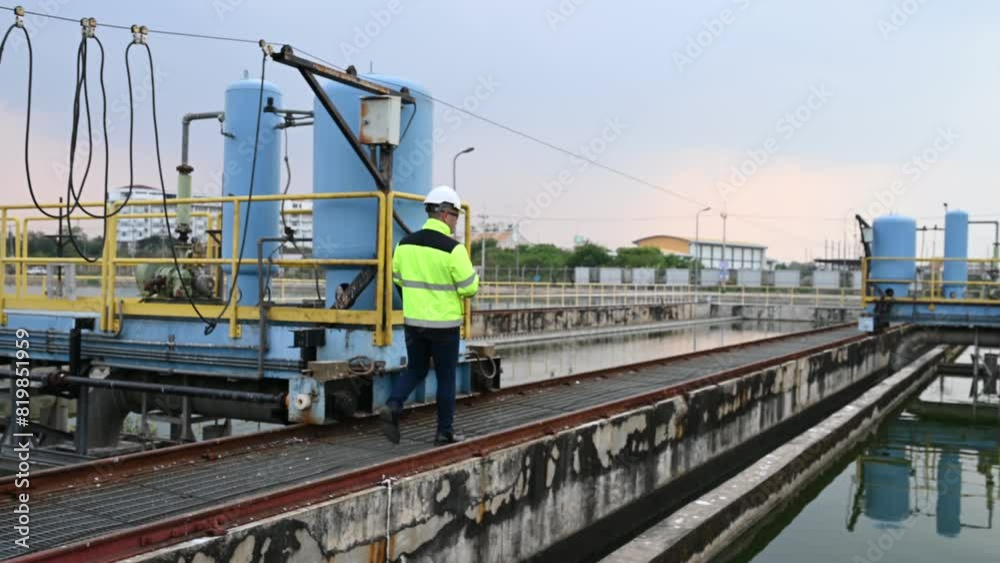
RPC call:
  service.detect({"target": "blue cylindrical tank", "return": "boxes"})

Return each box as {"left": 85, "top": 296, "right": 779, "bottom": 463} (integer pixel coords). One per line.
{"left": 871, "top": 216, "right": 916, "bottom": 298}
{"left": 863, "top": 448, "right": 911, "bottom": 524}
{"left": 936, "top": 451, "right": 962, "bottom": 537}
{"left": 221, "top": 78, "right": 283, "bottom": 306}
{"left": 312, "top": 75, "right": 433, "bottom": 308}
{"left": 942, "top": 210, "right": 969, "bottom": 299}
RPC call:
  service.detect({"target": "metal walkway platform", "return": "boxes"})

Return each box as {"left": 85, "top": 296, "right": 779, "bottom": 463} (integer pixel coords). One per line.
{"left": 0, "top": 325, "right": 862, "bottom": 562}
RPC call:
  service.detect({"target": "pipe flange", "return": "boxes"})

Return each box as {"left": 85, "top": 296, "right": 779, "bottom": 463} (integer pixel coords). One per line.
{"left": 293, "top": 393, "right": 313, "bottom": 411}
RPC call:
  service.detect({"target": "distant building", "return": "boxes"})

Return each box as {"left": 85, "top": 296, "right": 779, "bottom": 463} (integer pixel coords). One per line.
{"left": 472, "top": 222, "right": 520, "bottom": 250}
{"left": 281, "top": 200, "right": 313, "bottom": 242}
{"left": 109, "top": 186, "right": 314, "bottom": 249}
{"left": 633, "top": 234, "right": 768, "bottom": 270}
{"left": 109, "top": 186, "right": 220, "bottom": 245}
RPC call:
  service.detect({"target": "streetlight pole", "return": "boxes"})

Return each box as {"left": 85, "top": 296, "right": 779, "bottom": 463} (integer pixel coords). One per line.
{"left": 478, "top": 214, "right": 487, "bottom": 274}
{"left": 694, "top": 206, "right": 711, "bottom": 283}
{"left": 720, "top": 212, "right": 728, "bottom": 285}
{"left": 451, "top": 146, "right": 475, "bottom": 190}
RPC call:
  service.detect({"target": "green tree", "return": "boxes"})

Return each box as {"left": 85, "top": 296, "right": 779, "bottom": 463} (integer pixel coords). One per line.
{"left": 614, "top": 247, "right": 664, "bottom": 268}
{"left": 567, "top": 243, "right": 613, "bottom": 268}
{"left": 663, "top": 254, "right": 694, "bottom": 269}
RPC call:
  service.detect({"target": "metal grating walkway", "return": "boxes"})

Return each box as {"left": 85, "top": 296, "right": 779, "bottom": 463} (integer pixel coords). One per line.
{"left": 0, "top": 327, "right": 859, "bottom": 559}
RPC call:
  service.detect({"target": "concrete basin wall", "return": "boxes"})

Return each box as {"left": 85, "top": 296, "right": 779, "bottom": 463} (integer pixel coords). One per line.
{"left": 471, "top": 302, "right": 696, "bottom": 339}
{"left": 133, "top": 332, "right": 897, "bottom": 563}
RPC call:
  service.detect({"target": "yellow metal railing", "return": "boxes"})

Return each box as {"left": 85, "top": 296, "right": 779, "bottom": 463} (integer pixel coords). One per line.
{"left": 476, "top": 281, "right": 855, "bottom": 309}
{"left": 0, "top": 191, "right": 470, "bottom": 345}
{"left": 860, "top": 256, "right": 1000, "bottom": 306}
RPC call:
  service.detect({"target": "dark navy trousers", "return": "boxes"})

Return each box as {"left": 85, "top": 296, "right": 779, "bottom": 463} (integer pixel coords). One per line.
{"left": 387, "top": 325, "right": 460, "bottom": 435}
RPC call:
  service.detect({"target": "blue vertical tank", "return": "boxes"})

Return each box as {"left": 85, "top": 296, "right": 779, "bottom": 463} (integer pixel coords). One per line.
{"left": 942, "top": 210, "right": 969, "bottom": 299}
{"left": 862, "top": 447, "right": 911, "bottom": 524}
{"left": 221, "top": 77, "right": 282, "bottom": 305}
{"left": 312, "top": 75, "right": 433, "bottom": 308}
{"left": 935, "top": 451, "right": 962, "bottom": 537}
{"left": 871, "top": 216, "right": 916, "bottom": 298}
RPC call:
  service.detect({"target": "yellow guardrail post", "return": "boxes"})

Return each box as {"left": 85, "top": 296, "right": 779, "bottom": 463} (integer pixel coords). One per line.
{"left": 463, "top": 202, "right": 472, "bottom": 340}
{"left": 0, "top": 210, "right": 7, "bottom": 324}
{"left": 11, "top": 217, "right": 21, "bottom": 305}
{"left": 860, "top": 257, "right": 868, "bottom": 306}
{"left": 376, "top": 191, "right": 390, "bottom": 346}
{"left": 99, "top": 204, "right": 112, "bottom": 332}
{"left": 19, "top": 217, "right": 30, "bottom": 298}
{"left": 229, "top": 199, "right": 241, "bottom": 338}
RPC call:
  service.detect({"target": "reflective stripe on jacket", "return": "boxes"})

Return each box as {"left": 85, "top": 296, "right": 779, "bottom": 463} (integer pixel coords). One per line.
{"left": 392, "top": 218, "right": 479, "bottom": 328}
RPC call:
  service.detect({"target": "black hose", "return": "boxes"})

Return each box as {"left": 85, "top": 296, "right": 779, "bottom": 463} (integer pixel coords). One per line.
{"left": 128, "top": 41, "right": 218, "bottom": 330}
{"left": 278, "top": 127, "right": 323, "bottom": 302}
{"left": 66, "top": 36, "right": 130, "bottom": 220}
{"left": 0, "top": 23, "right": 65, "bottom": 220}
{"left": 63, "top": 36, "right": 101, "bottom": 263}
{"left": 127, "top": 42, "right": 268, "bottom": 334}
{"left": 207, "top": 52, "right": 269, "bottom": 333}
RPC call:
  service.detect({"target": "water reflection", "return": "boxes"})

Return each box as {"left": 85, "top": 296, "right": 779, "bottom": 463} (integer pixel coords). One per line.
{"left": 745, "top": 391, "right": 999, "bottom": 563}
{"left": 849, "top": 414, "right": 997, "bottom": 538}
{"left": 497, "top": 320, "right": 805, "bottom": 386}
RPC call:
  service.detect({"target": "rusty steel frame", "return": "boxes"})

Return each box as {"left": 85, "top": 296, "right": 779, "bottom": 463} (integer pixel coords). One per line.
{"left": 7, "top": 323, "right": 873, "bottom": 563}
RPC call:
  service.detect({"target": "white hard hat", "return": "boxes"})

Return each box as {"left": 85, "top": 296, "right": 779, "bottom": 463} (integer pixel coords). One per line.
{"left": 424, "top": 185, "right": 461, "bottom": 208}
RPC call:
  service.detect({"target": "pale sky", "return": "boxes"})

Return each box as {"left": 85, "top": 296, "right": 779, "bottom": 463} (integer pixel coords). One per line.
{"left": 1, "top": 0, "right": 998, "bottom": 261}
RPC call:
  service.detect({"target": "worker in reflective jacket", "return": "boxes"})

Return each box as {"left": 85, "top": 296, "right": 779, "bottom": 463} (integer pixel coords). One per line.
{"left": 380, "top": 185, "right": 479, "bottom": 445}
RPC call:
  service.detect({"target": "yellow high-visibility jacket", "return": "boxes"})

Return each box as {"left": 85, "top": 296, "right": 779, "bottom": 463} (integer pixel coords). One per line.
{"left": 392, "top": 218, "right": 479, "bottom": 328}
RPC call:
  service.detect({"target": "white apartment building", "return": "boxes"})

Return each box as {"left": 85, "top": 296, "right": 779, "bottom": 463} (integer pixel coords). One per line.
{"left": 281, "top": 200, "right": 313, "bottom": 243}
{"left": 110, "top": 186, "right": 314, "bottom": 248}
{"left": 110, "top": 186, "right": 221, "bottom": 244}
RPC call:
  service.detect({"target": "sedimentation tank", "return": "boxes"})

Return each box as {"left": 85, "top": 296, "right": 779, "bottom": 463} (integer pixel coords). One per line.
{"left": 221, "top": 77, "right": 283, "bottom": 306}
{"left": 870, "top": 215, "right": 916, "bottom": 298}
{"left": 942, "top": 209, "right": 969, "bottom": 299}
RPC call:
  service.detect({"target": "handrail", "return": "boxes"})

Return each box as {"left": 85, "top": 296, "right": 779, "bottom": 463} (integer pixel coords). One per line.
{"left": 861, "top": 256, "right": 1000, "bottom": 306}
{"left": 0, "top": 191, "right": 412, "bottom": 343}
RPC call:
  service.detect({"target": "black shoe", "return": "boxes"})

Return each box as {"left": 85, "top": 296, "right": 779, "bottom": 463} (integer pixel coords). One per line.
{"left": 434, "top": 431, "right": 465, "bottom": 445}
{"left": 379, "top": 406, "right": 400, "bottom": 444}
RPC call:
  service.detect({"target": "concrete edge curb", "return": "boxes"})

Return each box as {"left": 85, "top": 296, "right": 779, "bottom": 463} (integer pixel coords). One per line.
{"left": 601, "top": 345, "right": 949, "bottom": 563}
